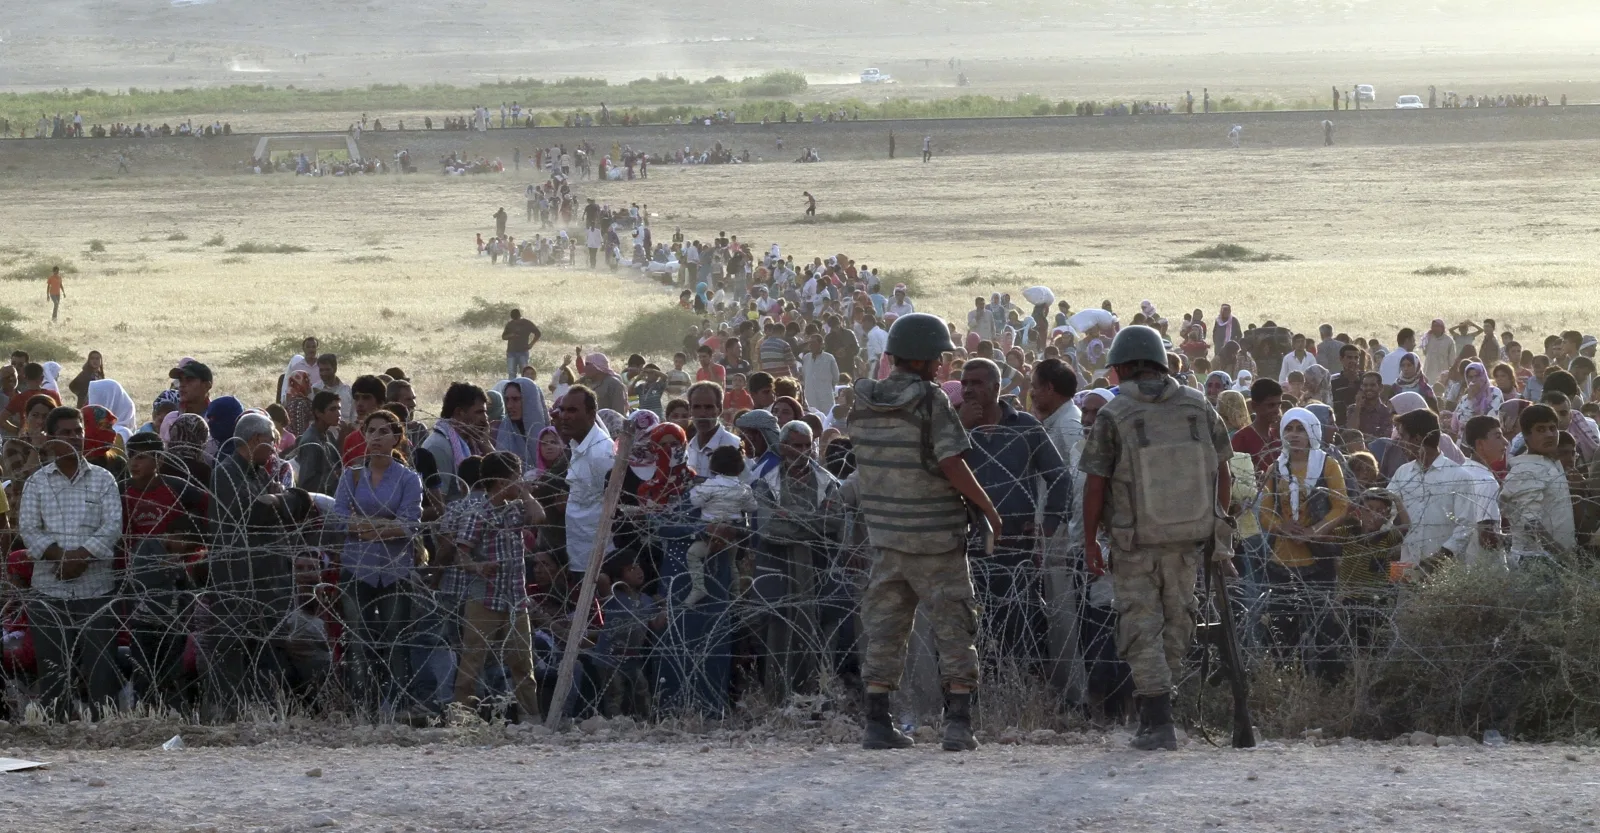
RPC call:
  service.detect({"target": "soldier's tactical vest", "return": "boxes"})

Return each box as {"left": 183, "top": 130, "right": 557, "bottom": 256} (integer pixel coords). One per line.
{"left": 849, "top": 385, "right": 970, "bottom": 553}
{"left": 1098, "top": 384, "right": 1219, "bottom": 549}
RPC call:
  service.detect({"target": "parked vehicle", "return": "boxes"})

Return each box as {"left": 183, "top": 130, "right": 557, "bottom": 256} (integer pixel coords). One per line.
{"left": 1356, "top": 84, "right": 1376, "bottom": 102}
{"left": 860, "top": 68, "right": 892, "bottom": 84}
{"left": 1395, "top": 95, "right": 1424, "bottom": 110}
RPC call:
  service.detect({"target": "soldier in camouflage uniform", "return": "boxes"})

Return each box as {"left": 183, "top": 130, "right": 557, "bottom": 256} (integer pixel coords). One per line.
{"left": 850, "top": 312, "right": 1003, "bottom": 752}
{"left": 1079, "top": 325, "right": 1234, "bottom": 751}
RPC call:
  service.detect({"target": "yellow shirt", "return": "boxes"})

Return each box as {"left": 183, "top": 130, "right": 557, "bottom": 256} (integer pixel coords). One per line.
{"left": 1260, "top": 455, "right": 1349, "bottom": 568}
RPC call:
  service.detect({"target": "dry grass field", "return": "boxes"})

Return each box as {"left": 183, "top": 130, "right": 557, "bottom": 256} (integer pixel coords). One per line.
{"left": 0, "top": 136, "right": 1594, "bottom": 410}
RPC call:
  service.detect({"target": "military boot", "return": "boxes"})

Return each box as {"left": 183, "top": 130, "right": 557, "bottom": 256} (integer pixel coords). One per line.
{"left": 941, "top": 691, "right": 979, "bottom": 752}
{"left": 1130, "top": 693, "right": 1178, "bottom": 751}
{"left": 1131, "top": 695, "right": 1149, "bottom": 739}
{"left": 861, "top": 692, "right": 914, "bottom": 750}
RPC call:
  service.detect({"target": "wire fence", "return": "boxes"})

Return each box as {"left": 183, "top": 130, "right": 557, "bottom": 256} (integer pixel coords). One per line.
{"left": 3, "top": 417, "right": 1596, "bottom": 743}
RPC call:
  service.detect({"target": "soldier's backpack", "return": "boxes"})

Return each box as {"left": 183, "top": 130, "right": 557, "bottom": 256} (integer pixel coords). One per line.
{"left": 1103, "top": 388, "right": 1220, "bottom": 547}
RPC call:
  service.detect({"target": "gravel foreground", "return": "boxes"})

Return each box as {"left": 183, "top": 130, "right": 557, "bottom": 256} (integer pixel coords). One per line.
{"left": 2, "top": 722, "right": 1598, "bottom": 833}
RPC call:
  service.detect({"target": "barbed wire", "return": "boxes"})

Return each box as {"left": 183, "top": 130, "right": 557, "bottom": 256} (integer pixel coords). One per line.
{"left": 4, "top": 409, "right": 1596, "bottom": 741}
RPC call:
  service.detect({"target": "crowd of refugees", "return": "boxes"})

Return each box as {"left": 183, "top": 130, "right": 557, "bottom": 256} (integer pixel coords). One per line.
{"left": 3, "top": 220, "right": 1596, "bottom": 728}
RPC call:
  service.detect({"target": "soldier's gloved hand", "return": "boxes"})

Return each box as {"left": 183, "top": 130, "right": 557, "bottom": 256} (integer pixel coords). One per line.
{"left": 1085, "top": 539, "right": 1106, "bottom": 577}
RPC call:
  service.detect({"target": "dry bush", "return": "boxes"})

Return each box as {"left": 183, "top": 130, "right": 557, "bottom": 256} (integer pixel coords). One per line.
{"left": 613, "top": 306, "right": 701, "bottom": 355}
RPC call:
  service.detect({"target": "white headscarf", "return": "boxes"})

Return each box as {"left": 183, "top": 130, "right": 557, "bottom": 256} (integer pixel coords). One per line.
{"left": 280, "top": 353, "right": 314, "bottom": 402}
{"left": 1233, "top": 369, "right": 1254, "bottom": 393}
{"left": 1073, "top": 388, "right": 1115, "bottom": 409}
{"left": 1277, "top": 407, "right": 1326, "bottom": 518}
{"left": 41, "top": 361, "right": 61, "bottom": 392}
{"left": 87, "top": 379, "right": 137, "bottom": 442}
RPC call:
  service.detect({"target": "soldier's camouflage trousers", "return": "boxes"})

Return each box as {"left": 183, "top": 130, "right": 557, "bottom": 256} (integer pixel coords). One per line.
{"left": 861, "top": 545, "right": 980, "bottom": 691}
{"left": 1111, "top": 544, "right": 1199, "bottom": 697}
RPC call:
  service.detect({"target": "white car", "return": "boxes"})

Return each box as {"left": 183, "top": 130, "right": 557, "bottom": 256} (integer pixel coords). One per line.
{"left": 1356, "top": 84, "right": 1376, "bottom": 102}
{"left": 860, "top": 68, "right": 892, "bottom": 84}
{"left": 1395, "top": 95, "right": 1424, "bottom": 110}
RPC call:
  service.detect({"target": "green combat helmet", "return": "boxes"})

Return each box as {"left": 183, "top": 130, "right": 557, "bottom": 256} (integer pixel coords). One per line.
{"left": 1107, "top": 324, "right": 1169, "bottom": 369}
{"left": 885, "top": 312, "right": 955, "bottom": 361}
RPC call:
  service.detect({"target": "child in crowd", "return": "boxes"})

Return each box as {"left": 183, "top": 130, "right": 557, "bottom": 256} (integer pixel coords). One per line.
{"left": 665, "top": 352, "right": 692, "bottom": 399}
{"left": 724, "top": 372, "right": 754, "bottom": 416}
{"left": 684, "top": 446, "right": 757, "bottom": 606}
{"left": 632, "top": 363, "right": 666, "bottom": 417}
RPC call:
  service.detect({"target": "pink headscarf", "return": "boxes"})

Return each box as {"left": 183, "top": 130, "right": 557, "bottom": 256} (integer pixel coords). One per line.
{"left": 942, "top": 380, "right": 964, "bottom": 408}
{"left": 159, "top": 410, "right": 182, "bottom": 443}
{"left": 585, "top": 352, "right": 617, "bottom": 378}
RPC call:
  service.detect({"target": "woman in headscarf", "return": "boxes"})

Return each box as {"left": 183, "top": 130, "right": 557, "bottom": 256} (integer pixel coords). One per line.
{"left": 165, "top": 412, "right": 212, "bottom": 486}
{"left": 86, "top": 378, "right": 136, "bottom": 442}
{"left": 1379, "top": 391, "right": 1465, "bottom": 478}
{"left": 491, "top": 376, "right": 548, "bottom": 469}
{"left": 79, "top": 404, "right": 128, "bottom": 480}
{"left": 204, "top": 396, "right": 244, "bottom": 462}
{"left": 693, "top": 281, "right": 711, "bottom": 314}
{"left": 67, "top": 351, "right": 106, "bottom": 407}
{"left": 1216, "top": 389, "right": 1251, "bottom": 434}
{"left": 577, "top": 351, "right": 630, "bottom": 414}
{"left": 1387, "top": 353, "right": 1438, "bottom": 412}
{"left": 1204, "top": 371, "right": 1232, "bottom": 406}
{"left": 144, "top": 389, "right": 181, "bottom": 436}
{"left": 1260, "top": 406, "right": 1350, "bottom": 592}
{"left": 1233, "top": 369, "right": 1254, "bottom": 394}
{"left": 1302, "top": 364, "right": 1332, "bottom": 407}
{"left": 485, "top": 388, "right": 505, "bottom": 424}
{"left": 40, "top": 361, "right": 61, "bottom": 393}
{"left": 284, "top": 370, "right": 314, "bottom": 436}
{"left": 1452, "top": 361, "right": 1503, "bottom": 435}
{"left": 525, "top": 425, "right": 570, "bottom": 563}
{"left": 1499, "top": 398, "right": 1530, "bottom": 444}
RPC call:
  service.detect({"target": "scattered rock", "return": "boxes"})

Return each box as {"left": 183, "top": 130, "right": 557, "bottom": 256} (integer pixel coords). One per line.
{"left": 998, "top": 727, "right": 1024, "bottom": 745}
{"left": 914, "top": 725, "right": 939, "bottom": 743}
{"left": 1567, "top": 752, "right": 1581, "bottom": 762}
{"left": 1435, "top": 736, "right": 1455, "bottom": 747}
{"left": 1409, "top": 732, "right": 1436, "bottom": 747}
{"left": 579, "top": 716, "right": 608, "bottom": 735}
{"left": 1106, "top": 767, "right": 1118, "bottom": 778}
{"left": 1028, "top": 729, "right": 1058, "bottom": 744}
{"left": 182, "top": 825, "right": 219, "bottom": 833}
{"left": 698, "top": 744, "right": 712, "bottom": 753}
{"left": 305, "top": 767, "right": 323, "bottom": 778}
{"left": 1301, "top": 728, "right": 1324, "bottom": 740}
{"left": 523, "top": 725, "right": 553, "bottom": 738}
{"left": 1394, "top": 765, "right": 1408, "bottom": 774}
{"left": 87, "top": 777, "right": 108, "bottom": 787}
{"left": 309, "top": 814, "right": 338, "bottom": 828}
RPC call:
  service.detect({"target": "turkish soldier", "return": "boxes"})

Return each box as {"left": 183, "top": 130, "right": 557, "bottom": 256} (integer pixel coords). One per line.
{"left": 849, "top": 312, "right": 1003, "bottom": 751}
{"left": 1079, "top": 325, "right": 1234, "bottom": 751}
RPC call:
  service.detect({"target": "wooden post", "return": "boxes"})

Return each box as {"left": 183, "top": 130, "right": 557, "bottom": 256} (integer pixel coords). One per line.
{"left": 545, "top": 425, "right": 633, "bottom": 730}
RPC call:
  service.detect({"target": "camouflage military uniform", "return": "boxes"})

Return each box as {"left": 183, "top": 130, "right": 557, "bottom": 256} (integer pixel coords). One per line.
{"left": 1077, "top": 377, "right": 1233, "bottom": 697}
{"left": 850, "top": 369, "right": 980, "bottom": 691}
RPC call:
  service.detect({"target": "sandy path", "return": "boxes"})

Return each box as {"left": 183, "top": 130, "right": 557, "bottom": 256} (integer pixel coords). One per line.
{"left": 2, "top": 733, "right": 1596, "bottom": 832}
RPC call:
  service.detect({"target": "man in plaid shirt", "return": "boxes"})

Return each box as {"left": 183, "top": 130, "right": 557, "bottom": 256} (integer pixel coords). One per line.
{"left": 18, "top": 406, "right": 123, "bottom": 721}
{"left": 450, "top": 451, "right": 546, "bottom": 721}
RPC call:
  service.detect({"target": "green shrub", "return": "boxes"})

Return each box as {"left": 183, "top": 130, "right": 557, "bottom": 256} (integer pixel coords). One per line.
{"left": 202, "top": 233, "right": 226, "bottom": 247}
{"left": 1176, "top": 243, "right": 1290, "bottom": 263}
{"left": 229, "top": 333, "right": 392, "bottom": 367}
{"left": 166, "top": 232, "right": 189, "bottom": 241}
{"left": 613, "top": 306, "right": 702, "bottom": 356}
{"left": 458, "top": 297, "right": 520, "bottom": 328}
{"left": 1, "top": 258, "right": 76, "bottom": 282}
{"left": 87, "top": 239, "right": 106, "bottom": 253}
{"left": 1414, "top": 264, "right": 1468, "bottom": 276}
{"left": 0, "top": 309, "right": 79, "bottom": 361}
{"left": 227, "top": 241, "right": 308, "bottom": 255}
{"left": 792, "top": 210, "right": 871, "bottom": 225}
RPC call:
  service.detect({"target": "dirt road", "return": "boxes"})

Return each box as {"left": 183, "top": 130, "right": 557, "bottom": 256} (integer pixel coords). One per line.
{"left": 2, "top": 730, "right": 1595, "bottom": 832}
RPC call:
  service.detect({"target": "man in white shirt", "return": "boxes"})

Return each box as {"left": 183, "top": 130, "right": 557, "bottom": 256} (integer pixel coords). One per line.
{"left": 18, "top": 406, "right": 124, "bottom": 720}
{"left": 1502, "top": 403, "right": 1576, "bottom": 564}
{"left": 311, "top": 353, "right": 355, "bottom": 424}
{"left": 557, "top": 386, "right": 616, "bottom": 578}
{"left": 1458, "top": 415, "right": 1508, "bottom": 568}
{"left": 1378, "top": 327, "right": 1418, "bottom": 386}
{"left": 799, "top": 334, "right": 841, "bottom": 415}
{"left": 1278, "top": 334, "right": 1320, "bottom": 384}
{"left": 1388, "top": 409, "right": 1478, "bottom": 570}
{"left": 864, "top": 314, "right": 889, "bottom": 380}
{"left": 967, "top": 296, "right": 995, "bottom": 342}
{"left": 886, "top": 286, "right": 915, "bottom": 319}
{"left": 686, "top": 382, "right": 743, "bottom": 475}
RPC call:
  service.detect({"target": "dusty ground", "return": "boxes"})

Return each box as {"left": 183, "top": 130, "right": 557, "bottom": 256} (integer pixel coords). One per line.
{"left": 0, "top": 137, "right": 1595, "bottom": 408}
{"left": 1, "top": 727, "right": 1596, "bottom": 833}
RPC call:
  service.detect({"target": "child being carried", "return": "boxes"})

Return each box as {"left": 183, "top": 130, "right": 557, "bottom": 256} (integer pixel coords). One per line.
{"left": 684, "top": 445, "right": 757, "bottom": 606}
